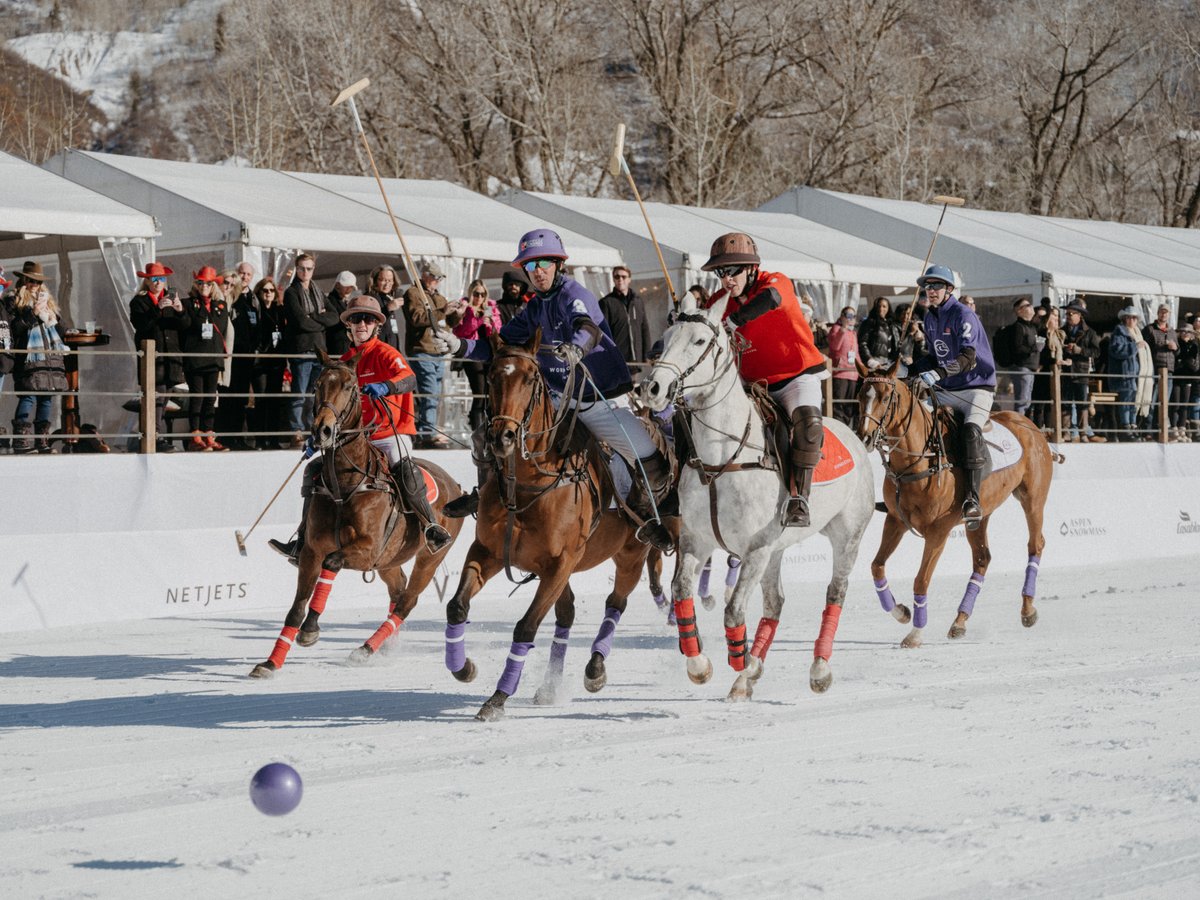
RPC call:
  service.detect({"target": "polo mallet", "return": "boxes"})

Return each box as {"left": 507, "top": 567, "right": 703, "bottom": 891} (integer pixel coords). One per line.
{"left": 235, "top": 453, "right": 308, "bottom": 555}
{"left": 899, "top": 194, "right": 966, "bottom": 336}
{"left": 609, "top": 122, "right": 677, "bottom": 305}
{"left": 332, "top": 78, "right": 435, "bottom": 319}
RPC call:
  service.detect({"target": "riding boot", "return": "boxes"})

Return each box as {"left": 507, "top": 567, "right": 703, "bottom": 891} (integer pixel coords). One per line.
{"left": 444, "top": 424, "right": 491, "bottom": 519}
{"left": 11, "top": 419, "right": 34, "bottom": 455}
{"left": 781, "top": 406, "right": 823, "bottom": 528}
{"left": 34, "top": 420, "right": 53, "bottom": 454}
{"left": 268, "top": 458, "right": 322, "bottom": 566}
{"left": 628, "top": 451, "right": 675, "bottom": 553}
{"left": 960, "top": 422, "right": 986, "bottom": 531}
{"left": 392, "top": 458, "right": 453, "bottom": 554}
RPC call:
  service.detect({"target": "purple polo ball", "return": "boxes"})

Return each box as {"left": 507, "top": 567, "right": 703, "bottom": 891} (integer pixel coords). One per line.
{"left": 249, "top": 763, "right": 303, "bottom": 816}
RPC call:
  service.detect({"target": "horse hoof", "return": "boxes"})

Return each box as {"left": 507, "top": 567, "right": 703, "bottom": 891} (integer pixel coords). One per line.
{"left": 583, "top": 671, "right": 607, "bottom": 693}
{"left": 296, "top": 628, "right": 319, "bottom": 648}
{"left": 474, "top": 696, "right": 505, "bottom": 722}
{"left": 948, "top": 624, "right": 966, "bottom": 639}
{"left": 584, "top": 654, "right": 607, "bottom": 693}
{"left": 248, "top": 661, "right": 277, "bottom": 679}
{"left": 700, "top": 594, "right": 716, "bottom": 611}
{"left": 809, "top": 658, "right": 832, "bottom": 693}
{"left": 687, "top": 655, "right": 713, "bottom": 685}
{"left": 533, "top": 683, "right": 563, "bottom": 706}
{"left": 892, "top": 604, "right": 912, "bottom": 624}
{"left": 900, "top": 631, "right": 923, "bottom": 649}
{"left": 727, "top": 680, "right": 752, "bottom": 701}
{"left": 346, "top": 645, "right": 373, "bottom": 665}
{"left": 1022, "top": 610, "right": 1039, "bottom": 628}
{"left": 452, "top": 659, "right": 477, "bottom": 683}
{"left": 746, "top": 655, "right": 765, "bottom": 683}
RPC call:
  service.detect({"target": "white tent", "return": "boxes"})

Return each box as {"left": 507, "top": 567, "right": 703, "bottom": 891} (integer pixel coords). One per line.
{"left": 763, "top": 186, "right": 1200, "bottom": 319}
{"left": 500, "top": 190, "right": 926, "bottom": 323}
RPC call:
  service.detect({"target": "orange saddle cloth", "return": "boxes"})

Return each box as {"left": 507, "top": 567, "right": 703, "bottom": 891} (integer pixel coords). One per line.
{"left": 813, "top": 427, "right": 856, "bottom": 485}
{"left": 417, "top": 465, "right": 440, "bottom": 503}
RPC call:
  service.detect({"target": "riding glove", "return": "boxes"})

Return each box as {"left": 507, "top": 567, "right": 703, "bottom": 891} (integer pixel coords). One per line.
{"left": 431, "top": 328, "right": 461, "bottom": 355}
{"left": 302, "top": 436, "right": 317, "bottom": 459}
{"left": 917, "top": 370, "right": 941, "bottom": 386}
{"left": 362, "top": 382, "right": 389, "bottom": 400}
{"left": 555, "top": 342, "right": 584, "bottom": 366}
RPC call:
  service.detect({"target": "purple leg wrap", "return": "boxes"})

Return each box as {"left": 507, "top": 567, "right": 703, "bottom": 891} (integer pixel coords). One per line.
{"left": 496, "top": 641, "right": 535, "bottom": 696}
{"left": 725, "top": 557, "right": 742, "bottom": 589}
{"left": 590, "top": 608, "right": 622, "bottom": 659}
{"left": 1022, "top": 555, "right": 1041, "bottom": 598}
{"left": 548, "top": 625, "right": 570, "bottom": 672}
{"left": 444, "top": 622, "right": 467, "bottom": 672}
{"left": 958, "top": 574, "right": 985, "bottom": 617}
{"left": 913, "top": 595, "right": 928, "bottom": 629}
{"left": 698, "top": 559, "right": 713, "bottom": 597}
{"left": 874, "top": 577, "right": 897, "bottom": 613}
{"left": 651, "top": 591, "right": 669, "bottom": 612}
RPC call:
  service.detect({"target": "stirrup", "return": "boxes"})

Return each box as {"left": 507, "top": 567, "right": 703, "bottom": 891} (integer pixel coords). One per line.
{"left": 424, "top": 523, "right": 453, "bottom": 554}
{"left": 268, "top": 537, "right": 300, "bottom": 568}
{"left": 962, "top": 497, "right": 982, "bottom": 531}
{"left": 779, "top": 496, "right": 810, "bottom": 528}
{"left": 443, "top": 487, "right": 479, "bottom": 519}
{"left": 635, "top": 519, "right": 674, "bottom": 554}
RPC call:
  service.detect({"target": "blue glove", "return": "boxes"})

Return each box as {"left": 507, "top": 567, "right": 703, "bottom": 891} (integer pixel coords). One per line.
{"left": 302, "top": 436, "right": 316, "bottom": 459}
{"left": 917, "top": 369, "right": 941, "bottom": 387}
{"left": 362, "top": 382, "right": 389, "bottom": 400}
{"left": 555, "top": 342, "right": 584, "bottom": 366}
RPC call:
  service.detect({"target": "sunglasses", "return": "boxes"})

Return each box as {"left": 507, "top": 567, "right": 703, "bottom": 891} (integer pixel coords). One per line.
{"left": 150, "top": 277, "right": 167, "bottom": 283}
{"left": 522, "top": 259, "right": 557, "bottom": 273}
{"left": 297, "top": 266, "right": 315, "bottom": 272}
{"left": 261, "top": 288, "right": 276, "bottom": 295}
{"left": 924, "top": 281, "right": 949, "bottom": 291}
{"left": 347, "top": 313, "right": 377, "bottom": 324}
{"left": 713, "top": 265, "right": 748, "bottom": 279}
{"left": 471, "top": 291, "right": 488, "bottom": 298}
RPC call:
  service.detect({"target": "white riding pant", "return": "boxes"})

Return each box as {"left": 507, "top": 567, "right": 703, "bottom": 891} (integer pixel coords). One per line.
{"left": 371, "top": 433, "right": 412, "bottom": 466}
{"left": 767, "top": 371, "right": 829, "bottom": 416}
{"left": 929, "top": 388, "right": 992, "bottom": 428}
{"left": 558, "top": 392, "right": 658, "bottom": 463}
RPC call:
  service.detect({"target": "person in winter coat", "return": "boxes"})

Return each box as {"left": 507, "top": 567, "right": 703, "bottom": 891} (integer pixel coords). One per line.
{"left": 857, "top": 296, "right": 901, "bottom": 365}
{"left": 439, "top": 228, "right": 674, "bottom": 551}
{"left": 1060, "top": 300, "right": 1104, "bottom": 442}
{"left": 8, "top": 281, "right": 68, "bottom": 453}
{"left": 283, "top": 253, "right": 341, "bottom": 440}
{"left": 827, "top": 306, "right": 860, "bottom": 427}
{"left": 1107, "top": 306, "right": 1150, "bottom": 441}
{"left": 1142, "top": 304, "right": 1179, "bottom": 432}
{"left": 452, "top": 279, "right": 502, "bottom": 430}
{"left": 181, "top": 266, "right": 232, "bottom": 451}
{"left": 993, "top": 298, "right": 1042, "bottom": 416}
{"left": 0, "top": 284, "right": 14, "bottom": 402}
{"left": 908, "top": 264, "right": 997, "bottom": 528}
{"left": 1171, "top": 323, "right": 1198, "bottom": 440}
{"left": 215, "top": 261, "right": 261, "bottom": 449}
{"left": 496, "top": 270, "right": 529, "bottom": 324}
{"left": 1030, "top": 307, "right": 1065, "bottom": 429}
{"left": 599, "top": 265, "right": 654, "bottom": 364}
{"left": 369, "top": 265, "right": 406, "bottom": 354}
{"left": 251, "top": 277, "right": 287, "bottom": 450}
{"left": 403, "top": 260, "right": 462, "bottom": 449}
{"left": 128, "top": 261, "right": 188, "bottom": 453}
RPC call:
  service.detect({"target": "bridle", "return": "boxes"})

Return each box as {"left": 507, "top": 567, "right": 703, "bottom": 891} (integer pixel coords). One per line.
{"left": 647, "top": 312, "right": 738, "bottom": 411}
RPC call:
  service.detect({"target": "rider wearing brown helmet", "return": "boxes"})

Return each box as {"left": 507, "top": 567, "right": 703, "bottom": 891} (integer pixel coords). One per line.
{"left": 700, "top": 233, "right": 828, "bottom": 527}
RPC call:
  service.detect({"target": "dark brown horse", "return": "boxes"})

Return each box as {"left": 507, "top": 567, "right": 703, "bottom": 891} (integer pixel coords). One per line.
{"left": 250, "top": 352, "right": 464, "bottom": 677}
{"left": 443, "top": 330, "right": 655, "bottom": 721}
{"left": 857, "top": 359, "right": 1060, "bottom": 648}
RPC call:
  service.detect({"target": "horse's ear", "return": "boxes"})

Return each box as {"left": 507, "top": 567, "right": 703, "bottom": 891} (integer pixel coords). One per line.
{"left": 886, "top": 358, "right": 900, "bottom": 378}
{"left": 317, "top": 348, "right": 333, "bottom": 368}
{"left": 489, "top": 331, "right": 502, "bottom": 354}
{"left": 679, "top": 291, "right": 697, "bottom": 315}
{"left": 527, "top": 326, "right": 541, "bottom": 354}
{"left": 855, "top": 356, "right": 870, "bottom": 378}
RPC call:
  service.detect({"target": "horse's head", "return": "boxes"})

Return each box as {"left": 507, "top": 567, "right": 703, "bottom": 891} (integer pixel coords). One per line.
{"left": 311, "top": 348, "right": 362, "bottom": 450}
{"left": 638, "top": 291, "right": 729, "bottom": 412}
{"left": 488, "top": 327, "right": 546, "bottom": 459}
{"left": 856, "top": 357, "right": 909, "bottom": 451}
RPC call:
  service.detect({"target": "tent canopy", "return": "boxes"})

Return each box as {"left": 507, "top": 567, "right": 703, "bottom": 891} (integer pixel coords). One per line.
{"left": 763, "top": 187, "right": 1200, "bottom": 300}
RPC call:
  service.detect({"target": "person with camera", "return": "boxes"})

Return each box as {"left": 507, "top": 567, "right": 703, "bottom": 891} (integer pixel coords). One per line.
{"left": 9, "top": 277, "right": 69, "bottom": 453}
{"left": 452, "top": 279, "right": 502, "bottom": 430}
{"left": 129, "top": 262, "right": 189, "bottom": 452}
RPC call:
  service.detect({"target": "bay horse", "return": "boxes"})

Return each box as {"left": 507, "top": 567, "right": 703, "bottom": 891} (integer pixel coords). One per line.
{"left": 250, "top": 351, "right": 464, "bottom": 677}
{"left": 638, "top": 294, "right": 875, "bottom": 699}
{"left": 856, "top": 359, "right": 1059, "bottom": 648}
{"left": 443, "top": 330, "right": 656, "bottom": 722}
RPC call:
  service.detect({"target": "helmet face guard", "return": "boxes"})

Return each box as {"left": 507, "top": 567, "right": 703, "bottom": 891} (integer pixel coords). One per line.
{"left": 513, "top": 229, "right": 569, "bottom": 268}
{"left": 701, "top": 232, "right": 761, "bottom": 272}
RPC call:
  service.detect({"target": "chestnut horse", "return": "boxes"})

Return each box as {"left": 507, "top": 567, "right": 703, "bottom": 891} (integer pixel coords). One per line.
{"left": 857, "top": 359, "right": 1060, "bottom": 648}
{"left": 443, "top": 330, "right": 656, "bottom": 722}
{"left": 250, "top": 353, "right": 463, "bottom": 677}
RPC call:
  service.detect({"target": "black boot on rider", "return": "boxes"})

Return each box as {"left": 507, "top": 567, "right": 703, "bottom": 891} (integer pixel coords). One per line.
{"left": 782, "top": 406, "right": 823, "bottom": 528}
{"left": 444, "top": 424, "right": 490, "bottom": 519}
{"left": 393, "top": 458, "right": 453, "bottom": 554}
{"left": 268, "top": 457, "right": 322, "bottom": 566}
{"left": 629, "top": 451, "right": 675, "bottom": 553}
{"left": 960, "top": 422, "right": 986, "bottom": 530}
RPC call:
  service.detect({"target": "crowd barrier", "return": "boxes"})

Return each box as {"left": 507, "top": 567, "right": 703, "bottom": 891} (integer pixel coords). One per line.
{"left": 3, "top": 443, "right": 1197, "bottom": 634}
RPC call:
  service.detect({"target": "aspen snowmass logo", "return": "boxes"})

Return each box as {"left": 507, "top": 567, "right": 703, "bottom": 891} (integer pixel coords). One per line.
{"left": 1059, "top": 517, "right": 1107, "bottom": 537}
{"left": 1179, "top": 510, "right": 1200, "bottom": 534}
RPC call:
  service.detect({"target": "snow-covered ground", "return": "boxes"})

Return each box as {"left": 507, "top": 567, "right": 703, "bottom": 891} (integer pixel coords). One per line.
{"left": 2, "top": 554, "right": 1197, "bottom": 897}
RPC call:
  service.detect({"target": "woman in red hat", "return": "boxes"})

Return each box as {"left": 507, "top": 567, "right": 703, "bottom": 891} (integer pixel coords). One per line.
{"left": 181, "top": 266, "right": 231, "bottom": 451}
{"left": 129, "top": 261, "right": 187, "bottom": 452}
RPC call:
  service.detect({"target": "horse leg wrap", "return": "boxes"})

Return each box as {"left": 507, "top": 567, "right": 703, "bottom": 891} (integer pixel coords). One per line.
{"left": 308, "top": 568, "right": 337, "bottom": 615}
{"left": 958, "top": 573, "right": 985, "bottom": 617}
{"left": 590, "top": 608, "right": 622, "bottom": 659}
{"left": 697, "top": 559, "right": 713, "bottom": 598}
{"left": 725, "top": 624, "right": 747, "bottom": 671}
{"left": 267, "top": 625, "right": 299, "bottom": 669}
{"left": 814, "top": 604, "right": 842, "bottom": 661}
{"left": 1023, "top": 555, "right": 1041, "bottom": 598}
{"left": 673, "top": 598, "right": 702, "bottom": 657}
{"left": 750, "top": 617, "right": 780, "bottom": 661}
{"left": 445, "top": 622, "right": 468, "bottom": 672}
{"left": 364, "top": 613, "right": 403, "bottom": 653}
{"left": 874, "top": 577, "right": 897, "bottom": 612}
{"left": 913, "top": 594, "right": 929, "bottom": 629}
{"left": 725, "top": 557, "right": 742, "bottom": 589}
{"left": 496, "top": 641, "right": 535, "bottom": 696}
{"left": 548, "top": 625, "right": 570, "bottom": 675}
{"left": 651, "top": 590, "right": 668, "bottom": 612}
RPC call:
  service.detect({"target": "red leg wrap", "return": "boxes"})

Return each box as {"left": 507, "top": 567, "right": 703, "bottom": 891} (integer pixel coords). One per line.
{"left": 814, "top": 604, "right": 842, "bottom": 661}
{"left": 267, "top": 625, "right": 300, "bottom": 669}
{"left": 750, "top": 618, "right": 780, "bottom": 661}
{"left": 364, "top": 614, "right": 404, "bottom": 653}
{"left": 725, "top": 624, "right": 747, "bottom": 671}
{"left": 673, "top": 598, "right": 701, "bottom": 657}
{"left": 308, "top": 569, "right": 337, "bottom": 615}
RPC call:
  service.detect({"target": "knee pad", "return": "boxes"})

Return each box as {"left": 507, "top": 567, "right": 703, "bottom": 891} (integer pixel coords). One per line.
{"left": 790, "top": 406, "right": 824, "bottom": 469}
{"left": 300, "top": 458, "right": 323, "bottom": 496}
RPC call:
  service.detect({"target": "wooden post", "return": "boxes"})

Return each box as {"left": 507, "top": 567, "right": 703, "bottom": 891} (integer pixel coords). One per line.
{"left": 824, "top": 374, "right": 834, "bottom": 418}
{"left": 1159, "top": 367, "right": 1170, "bottom": 443}
{"left": 139, "top": 339, "right": 157, "bottom": 454}
{"left": 1051, "top": 365, "right": 1063, "bottom": 444}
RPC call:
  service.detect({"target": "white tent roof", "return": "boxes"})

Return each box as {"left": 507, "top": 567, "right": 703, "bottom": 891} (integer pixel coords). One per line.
{"left": 290, "top": 173, "right": 622, "bottom": 268}
{"left": 0, "top": 150, "right": 156, "bottom": 241}
{"left": 763, "top": 186, "right": 1200, "bottom": 299}
{"left": 500, "top": 191, "right": 924, "bottom": 288}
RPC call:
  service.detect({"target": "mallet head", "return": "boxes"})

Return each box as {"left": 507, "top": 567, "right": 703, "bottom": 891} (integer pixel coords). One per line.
{"left": 332, "top": 77, "right": 370, "bottom": 108}
{"left": 235, "top": 530, "right": 248, "bottom": 557}
{"left": 931, "top": 195, "right": 966, "bottom": 207}
{"left": 609, "top": 123, "right": 627, "bottom": 179}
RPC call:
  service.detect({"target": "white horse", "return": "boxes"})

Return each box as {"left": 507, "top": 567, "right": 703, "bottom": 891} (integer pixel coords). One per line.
{"left": 638, "top": 294, "right": 875, "bottom": 699}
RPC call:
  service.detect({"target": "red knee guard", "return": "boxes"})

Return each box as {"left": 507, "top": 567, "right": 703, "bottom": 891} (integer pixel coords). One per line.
{"left": 364, "top": 613, "right": 404, "bottom": 653}
{"left": 308, "top": 569, "right": 337, "bottom": 615}
{"left": 267, "top": 625, "right": 300, "bottom": 669}
{"left": 725, "top": 624, "right": 747, "bottom": 671}
{"left": 750, "top": 617, "right": 780, "bottom": 661}
{"left": 814, "top": 604, "right": 842, "bottom": 661}
{"left": 673, "top": 598, "right": 701, "bottom": 657}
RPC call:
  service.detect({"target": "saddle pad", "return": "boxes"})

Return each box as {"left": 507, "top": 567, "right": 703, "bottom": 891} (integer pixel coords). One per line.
{"left": 814, "top": 427, "right": 856, "bottom": 485}
{"left": 418, "top": 465, "right": 440, "bottom": 504}
{"left": 983, "top": 421, "right": 1023, "bottom": 475}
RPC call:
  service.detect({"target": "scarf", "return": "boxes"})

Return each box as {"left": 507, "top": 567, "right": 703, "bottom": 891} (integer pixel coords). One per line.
{"left": 27, "top": 316, "right": 66, "bottom": 363}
